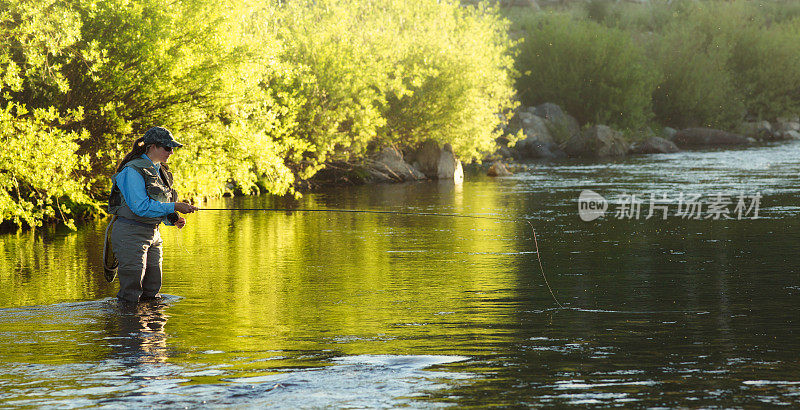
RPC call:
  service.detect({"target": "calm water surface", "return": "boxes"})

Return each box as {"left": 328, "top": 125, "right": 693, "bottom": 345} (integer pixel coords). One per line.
{"left": 1, "top": 142, "right": 800, "bottom": 407}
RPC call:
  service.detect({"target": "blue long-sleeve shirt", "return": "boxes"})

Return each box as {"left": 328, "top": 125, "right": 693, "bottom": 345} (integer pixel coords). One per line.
{"left": 116, "top": 154, "right": 175, "bottom": 223}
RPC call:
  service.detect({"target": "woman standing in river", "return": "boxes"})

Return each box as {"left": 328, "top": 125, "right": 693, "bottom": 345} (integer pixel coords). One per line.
{"left": 105, "top": 126, "right": 198, "bottom": 303}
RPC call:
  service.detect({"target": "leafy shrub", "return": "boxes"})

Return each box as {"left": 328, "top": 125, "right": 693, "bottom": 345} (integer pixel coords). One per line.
{"left": 275, "top": 0, "right": 517, "bottom": 164}
{"left": 0, "top": 0, "right": 93, "bottom": 228}
{"left": 650, "top": 23, "right": 744, "bottom": 128}
{"left": 651, "top": 1, "right": 800, "bottom": 125}
{"left": 63, "top": 0, "right": 299, "bottom": 198}
{"left": 1, "top": 0, "right": 518, "bottom": 228}
{"left": 728, "top": 19, "right": 800, "bottom": 119}
{"left": 581, "top": 0, "right": 695, "bottom": 33}
{"left": 514, "top": 13, "right": 657, "bottom": 130}
{"left": 0, "top": 106, "right": 94, "bottom": 229}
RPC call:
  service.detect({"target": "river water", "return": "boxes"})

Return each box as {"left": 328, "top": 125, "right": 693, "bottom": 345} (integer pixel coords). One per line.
{"left": 2, "top": 141, "right": 799, "bottom": 407}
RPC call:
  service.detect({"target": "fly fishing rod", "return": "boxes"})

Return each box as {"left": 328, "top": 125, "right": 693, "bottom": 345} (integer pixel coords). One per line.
{"left": 197, "top": 207, "right": 565, "bottom": 309}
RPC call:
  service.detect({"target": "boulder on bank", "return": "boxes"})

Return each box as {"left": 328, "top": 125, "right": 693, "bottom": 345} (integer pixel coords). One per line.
{"left": 513, "top": 139, "right": 565, "bottom": 159}
{"left": 672, "top": 128, "right": 751, "bottom": 147}
{"left": 369, "top": 146, "right": 426, "bottom": 182}
{"left": 409, "top": 139, "right": 441, "bottom": 178}
{"left": 738, "top": 121, "right": 773, "bottom": 140}
{"left": 662, "top": 127, "right": 678, "bottom": 140}
{"left": 629, "top": 136, "right": 680, "bottom": 155}
{"left": 437, "top": 143, "right": 464, "bottom": 183}
{"left": 533, "top": 102, "right": 580, "bottom": 138}
{"left": 563, "top": 125, "right": 629, "bottom": 158}
{"left": 406, "top": 140, "right": 463, "bottom": 182}
{"left": 487, "top": 161, "right": 513, "bottom": 177}
{"left": 517, "top": 112, "right": 554, "bottom": 144}
{"left": 505, "top": 104, "right": 571, "bottom": 159}
{"left": 774, "top": 119, "right": 800, "bottom": 139}
{"left": 784, "top": 130, "right": 800, "bottom": 140}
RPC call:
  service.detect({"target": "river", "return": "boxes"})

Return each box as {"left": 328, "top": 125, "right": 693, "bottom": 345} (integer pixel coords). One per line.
{"left": 1, "top": 141, "right": 799, "bottom": 407}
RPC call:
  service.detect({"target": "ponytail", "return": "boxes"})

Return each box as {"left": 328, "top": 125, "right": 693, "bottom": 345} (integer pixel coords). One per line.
{"left": 115, "top": 137, "right": 150, "bottom": 173}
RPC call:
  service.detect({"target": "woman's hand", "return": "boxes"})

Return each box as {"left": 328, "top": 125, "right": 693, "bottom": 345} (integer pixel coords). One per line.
{"left": 175, "top": 202, "right": 198, "bottom": 214}
{"left": 175, "top": 216, "right": 186, "bottom": 229}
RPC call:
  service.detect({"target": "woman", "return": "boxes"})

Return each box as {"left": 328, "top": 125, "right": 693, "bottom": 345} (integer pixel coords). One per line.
{"left": 105, "top": 126, "right": 197, "bottom": 303}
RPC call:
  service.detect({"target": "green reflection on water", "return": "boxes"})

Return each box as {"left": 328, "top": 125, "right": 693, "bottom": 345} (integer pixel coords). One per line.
{"left": 0, "top": 181, "right": 533, "bottom": 377}
{"left": 3, "top": 155, "right": 800, "bottom": 407}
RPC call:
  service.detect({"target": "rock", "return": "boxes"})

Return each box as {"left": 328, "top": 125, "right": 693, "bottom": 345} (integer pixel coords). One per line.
{"left": 629, "top": 136, "right": 680, "bottom": 154}
{"left": 672, "top": 128, "right": 751, "bottom": 147}
{"left": 775, "top": 120, "right": 800, "bottom": 133}
{"left": 409, "top": 139, "right": 441, "bottom": 178}
{"left": 507, "top": 110, "right": 554, "bottom": 142}
{"left": 508, "top": 111, "right": 559, "bottom": 159}
{"left": 520, "top": 114, "right": 554, "bottom": 144}
{"left": 784, "top": 130, "right": 800, "bottom": 140}
{"left": 407, "top": 140, "right": 463, "bottom": 182}
{"left": 513, "top": 140, "right": 565, "bottom": 159}
{"left": 437, "top": 143, "right": 463, "bottom": 183}
{"left": 563, "top": 125, "right": 629, "bottom": 158}
{"left": 738, "top": 121, "right": 773, "bottom": 140}
{"left": 370, "top": 146, "right": 426, "bottom": 182}
{"left": 487, "top": 161, "right": 513, "bottom": 177}
{"left": 533, "top": 102, "right": 580, "bottom": 138}
{"left": 662, "top": 127, "right": 678, "bottom": 140}
{"left": 518, "top": 111, "right": 534, "bottom": 121}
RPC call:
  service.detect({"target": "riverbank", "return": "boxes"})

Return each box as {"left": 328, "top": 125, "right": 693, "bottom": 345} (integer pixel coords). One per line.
{"left": 306, "top": 100, "right": 800, "bottom": 186}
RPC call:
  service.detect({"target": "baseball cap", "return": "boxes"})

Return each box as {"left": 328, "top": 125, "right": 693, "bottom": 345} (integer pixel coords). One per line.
{"left": 142, "top": 126, "right": 183, "bottom": 148}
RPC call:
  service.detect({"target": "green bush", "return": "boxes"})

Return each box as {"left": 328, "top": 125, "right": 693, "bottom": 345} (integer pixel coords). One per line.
{"left": 380, "top": 2, "right": 518, "bottom": 159}
{"left": 64, "top": 0, "right": 300, "bottom": 198}
{"left": 275, "top": 0, "right": 517, "bottom": 164}
{"left": 544, "top": 0, "right": 800, "bottom": 126}
{"left": 650, "top": 22, "right": 744, "bottom": 128}
{"left": 1, "top": 0, "right": 518, "bottom": 228}
{"left": 0, "top": 0, "right": 94, "bottom": 228}
{"left": 651, "top": 1, "right": 800, "bottom": 126}
{"left": 580, "top": 0, "right": 695, "bottom": 33}
{"left": 728, "top": 19, "right": 800, "bottom": 120}
{"left": 514, "top": 13, "right": 657, "bottom": 130}
{"left": 0, "top": 106, "right": 94, "bottom": 229}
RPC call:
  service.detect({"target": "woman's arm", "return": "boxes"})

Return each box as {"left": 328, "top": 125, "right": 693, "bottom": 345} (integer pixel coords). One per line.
{"left": 116, "top": 167, "right": 176, "bottom": 218}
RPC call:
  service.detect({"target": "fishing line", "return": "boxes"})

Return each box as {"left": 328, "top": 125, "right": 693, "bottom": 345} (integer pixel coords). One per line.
{"left": 174, "top": 227, "right": 191, "bottom": 255}
{"left": 197, "top": 207, "right": 565, "bottom": 309}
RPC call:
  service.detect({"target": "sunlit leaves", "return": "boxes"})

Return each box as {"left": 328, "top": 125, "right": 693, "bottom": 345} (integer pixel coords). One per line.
{"left": 1, "top": 0, "right": 518, "bottom": 227}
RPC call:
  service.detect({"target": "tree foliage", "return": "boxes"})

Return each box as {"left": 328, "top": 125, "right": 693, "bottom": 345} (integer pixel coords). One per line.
{"left": 1, "top": 0, "right": 517, "bottom": 228}
{"left": 511, "top": 1, "right": 800, "bottom": 129}
{"left": 514, "top": 13, "right": 658, "bottom": 130}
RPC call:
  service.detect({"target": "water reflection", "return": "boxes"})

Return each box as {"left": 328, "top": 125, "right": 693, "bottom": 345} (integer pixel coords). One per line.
{"left": 2, "top": 141, "right": 800, "bottom": 406}
{"left": 107, "top": 300, "right": 171, "bottom": 365}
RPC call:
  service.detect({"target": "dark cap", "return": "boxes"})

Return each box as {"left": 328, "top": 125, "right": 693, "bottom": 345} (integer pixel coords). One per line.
{"left": 142, "top": 126, "right": 183, "bottom": 148}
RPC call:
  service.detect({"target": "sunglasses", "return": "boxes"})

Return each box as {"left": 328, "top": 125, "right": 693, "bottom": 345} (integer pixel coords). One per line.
{"left": 158, "top": 145, "right": 173, "bottom": 152}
